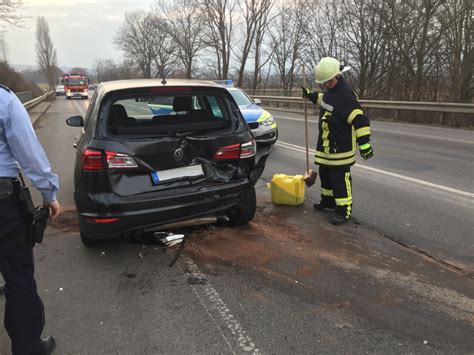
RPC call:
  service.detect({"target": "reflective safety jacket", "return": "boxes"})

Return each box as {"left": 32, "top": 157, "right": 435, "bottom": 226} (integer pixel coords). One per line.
{"left": 307, "top": 78, "right": 371, "bottom": 167}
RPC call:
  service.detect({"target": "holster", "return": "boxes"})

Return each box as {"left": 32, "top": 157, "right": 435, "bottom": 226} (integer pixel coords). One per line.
{"left": 12, "top": 176, "right": 49, "bottom": 245}
{"left": 31, "top": 206, "right": 50, "bottom": 244}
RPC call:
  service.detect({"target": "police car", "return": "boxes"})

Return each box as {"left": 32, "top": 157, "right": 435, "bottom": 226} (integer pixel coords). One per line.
{"left": 219, "top": 81, "right": 277, "bottom": 145}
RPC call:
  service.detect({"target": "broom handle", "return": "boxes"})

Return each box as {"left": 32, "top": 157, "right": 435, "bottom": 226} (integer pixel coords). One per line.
{"left": 303, "top": 64, "right": 310, "bottom": 173}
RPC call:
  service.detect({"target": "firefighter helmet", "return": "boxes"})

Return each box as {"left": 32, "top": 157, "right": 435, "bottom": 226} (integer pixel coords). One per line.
{"left": 315, "top": 57, "right": 341, "bottom": 83}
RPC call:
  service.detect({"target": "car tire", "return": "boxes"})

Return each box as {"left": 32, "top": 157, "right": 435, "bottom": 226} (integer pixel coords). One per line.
{"left": 80, "top": 230, "right": 97, "bottom": 246}
{"left": 227, "top": 187, "right": 256, "bottom": 226}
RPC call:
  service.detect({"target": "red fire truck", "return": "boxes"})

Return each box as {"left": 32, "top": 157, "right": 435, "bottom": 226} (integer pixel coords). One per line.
{"left": 62, "top": 73, "right": 89, "bottom": 99}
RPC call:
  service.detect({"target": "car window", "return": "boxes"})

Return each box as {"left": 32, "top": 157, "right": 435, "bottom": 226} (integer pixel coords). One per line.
{"left": 105, "top": 92, "right": 233, "bottom": 136}
{"left": 229, "top": 89, "right": 253, "bottom": 106}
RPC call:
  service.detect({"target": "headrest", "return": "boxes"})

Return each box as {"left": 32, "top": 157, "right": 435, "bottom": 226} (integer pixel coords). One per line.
{"left": 110, "top": 104, "right": 134, "bottom": 125}
{"left": 173, "top": 96, "right": 192, "bottom": 112}
{"left": 111, "top": 104, "right": 127, "bottom": 118}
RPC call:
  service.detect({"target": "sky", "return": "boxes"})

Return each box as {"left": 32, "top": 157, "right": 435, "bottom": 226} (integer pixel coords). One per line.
{"left": 5, "top": 0, "right": 157, "bottom": 69}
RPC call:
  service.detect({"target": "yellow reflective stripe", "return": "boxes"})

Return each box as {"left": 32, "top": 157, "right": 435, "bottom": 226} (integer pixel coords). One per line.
{"left": 335, "top": 197, "right": 352, "bottom": 206}
{"left": 315, "top": 149, "right": 356, "bottom": 159}
{"left": 355, "top": 126, "right": 371, "bottom": 138}
{"left": 322, "top": 121, "right": 330, "bottom": 147}
{"left": 347, "top": 109, "right": 363, "bottom": 124}
{"left": 321, "top": 188, "right": 333, "bottom": 196}
{"left": 317, "top": 93, "right": 323, "bottom": 106}
{"left": 257, "top": 110, "right": 272, "bottom": 122}
{"left": 345, "top": 172, "right": 352, "bottom": 199}
{"left": 314, "top": 156, "right": 356, "bottom": 166}
{"left": 346, "top": 204, "right": 352, "bottom": 218}
{"left": 270, "top": 123, "right": 277, "bottom": 128}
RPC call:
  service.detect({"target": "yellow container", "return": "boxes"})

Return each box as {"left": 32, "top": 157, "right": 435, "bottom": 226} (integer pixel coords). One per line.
{"left": 267, "top": 174, "right": 305, "bottom": 205}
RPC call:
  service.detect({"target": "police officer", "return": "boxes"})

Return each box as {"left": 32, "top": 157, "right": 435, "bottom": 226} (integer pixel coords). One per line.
{"left": 0, "top": 84, "right": 60, "bottom": 354}
{"left": 302, "top": 57, "right": 374, "bottom": 225}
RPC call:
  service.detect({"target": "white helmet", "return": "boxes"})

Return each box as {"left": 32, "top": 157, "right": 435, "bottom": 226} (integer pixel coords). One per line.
{"left": 315, "top": 57, "right": 351, "bottom": 83}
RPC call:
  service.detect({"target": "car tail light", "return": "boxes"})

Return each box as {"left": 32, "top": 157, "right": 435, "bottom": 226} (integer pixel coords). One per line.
{"left": 240, "top": 140, "right": 257, "bottom": 158}
{"left": 81, "top": 149, "right": 138, "bottom": 171}
{"left": 106, "top": 151, "right": 138, "bottom": 169}
{"left": 212, "top": 140, "right": 256, "bottom": 161}
{"left": 81, "top": 149, "right": 104, "bottom": 171}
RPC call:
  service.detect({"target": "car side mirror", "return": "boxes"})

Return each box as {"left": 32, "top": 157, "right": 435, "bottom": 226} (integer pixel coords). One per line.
{"left": 66, "top": 116, "right": 84, "bottom": 127}
{"left": 253, "top": 98, "right": 262, "bottom": 106}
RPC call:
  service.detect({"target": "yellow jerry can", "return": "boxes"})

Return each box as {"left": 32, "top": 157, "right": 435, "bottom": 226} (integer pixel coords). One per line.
{"left": 267, "top": 174, "right": 305, "bottom": 205}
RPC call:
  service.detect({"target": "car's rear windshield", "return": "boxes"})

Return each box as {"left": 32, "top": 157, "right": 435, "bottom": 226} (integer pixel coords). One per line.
{"left": 105, "top": 90, "right": 235, "bottom": 136}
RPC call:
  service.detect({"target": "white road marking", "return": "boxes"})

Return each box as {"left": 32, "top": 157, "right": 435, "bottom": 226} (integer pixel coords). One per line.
{"left": 180, "top": 255, "right": 260, "bottom": 354}
{"left": 276, "top": 141, "right": 474, "bottom": 199}
{"left": 73, "top": 99, "right": 86, "bottom": 117}
{"left": 274, "top": 115, "right": 474, "bottom": 144}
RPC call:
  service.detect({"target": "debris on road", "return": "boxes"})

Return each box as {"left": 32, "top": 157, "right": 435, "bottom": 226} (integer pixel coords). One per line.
{"left": 156, "top": 232, "right": 185, "bottom": 246}
{"left": 188, "top": 277, "right": 207, "bottom": 285}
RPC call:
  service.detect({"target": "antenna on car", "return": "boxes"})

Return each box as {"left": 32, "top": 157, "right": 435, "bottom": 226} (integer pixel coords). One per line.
{"left": 161, "top": 77, "right": 167, "bottom": 85}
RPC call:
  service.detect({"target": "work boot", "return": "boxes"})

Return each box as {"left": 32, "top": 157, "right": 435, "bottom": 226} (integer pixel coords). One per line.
{"left": 331, "top": 215, "right": 348, "bottom": 225}
{"left": 32, "top": 336, "right": 56, "bottom": 355}
{"left": 313, "top": 201, "right": 335, "bottom": 210}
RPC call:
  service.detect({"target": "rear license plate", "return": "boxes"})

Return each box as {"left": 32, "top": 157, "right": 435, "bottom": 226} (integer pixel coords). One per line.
{"left": 151, "top": 165, "right": 204, "bottom": 185}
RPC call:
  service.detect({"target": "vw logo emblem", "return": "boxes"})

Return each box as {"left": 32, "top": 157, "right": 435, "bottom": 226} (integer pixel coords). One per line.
{"left": 174, "top": 148, "right": 184, "bottom": 161}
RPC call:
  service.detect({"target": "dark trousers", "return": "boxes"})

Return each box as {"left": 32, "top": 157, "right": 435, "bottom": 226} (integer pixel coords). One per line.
{"left": 0, "top": 197, "right": 45, "bottom": 355}
{"left": 318, "top": 165, "right": 353, "bottom": 219}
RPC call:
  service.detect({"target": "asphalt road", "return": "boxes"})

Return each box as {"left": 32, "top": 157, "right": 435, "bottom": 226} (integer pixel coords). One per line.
{"left": 271, "top": 111, "right": 474, "bottom": 272}
{"left": 0, "top": 95, "right": 472, "bottom": 354}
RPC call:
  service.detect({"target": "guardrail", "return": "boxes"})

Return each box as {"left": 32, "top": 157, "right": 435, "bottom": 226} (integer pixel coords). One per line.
{"left": 22, "top": 90, "right": 54, "bottom": 110}
{"left": 252, "top": 95, "right": 474, "bottom": 115}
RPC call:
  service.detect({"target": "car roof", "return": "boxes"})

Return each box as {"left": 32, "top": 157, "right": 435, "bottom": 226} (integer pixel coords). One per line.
{"left": 97, "top": 79, "right": 224, "bottom": 96}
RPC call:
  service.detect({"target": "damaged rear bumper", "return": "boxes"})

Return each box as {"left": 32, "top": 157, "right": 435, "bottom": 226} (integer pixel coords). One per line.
{"left": 76, "top": 180, "right": 253, "bottom": 239}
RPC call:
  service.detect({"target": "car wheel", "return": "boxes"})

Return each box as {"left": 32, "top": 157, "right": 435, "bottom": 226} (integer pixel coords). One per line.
{"left": 227, "top": 187, "right": 256, "bottom": 226}
{"left": 80, "top": 230, "right": 97, "bottom": 246}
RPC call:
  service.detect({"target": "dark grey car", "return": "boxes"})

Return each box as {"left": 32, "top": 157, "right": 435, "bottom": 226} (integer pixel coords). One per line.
{"left": 66, "top": 79, "right": 270, "bottom": 245}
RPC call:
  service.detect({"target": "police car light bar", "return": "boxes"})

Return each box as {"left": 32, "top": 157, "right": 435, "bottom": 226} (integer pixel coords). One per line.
{"left": 213, "top": 79, "right": 234, "bottom": 87}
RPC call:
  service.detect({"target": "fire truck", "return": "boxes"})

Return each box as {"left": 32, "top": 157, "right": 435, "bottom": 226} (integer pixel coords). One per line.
{"left": 62, "top": 73, "right": 89, "bottom": 99}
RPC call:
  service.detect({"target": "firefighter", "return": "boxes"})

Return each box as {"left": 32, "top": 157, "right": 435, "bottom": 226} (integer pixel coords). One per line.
{"left": 302, "top": 57, "right": 374, "bottom": 225}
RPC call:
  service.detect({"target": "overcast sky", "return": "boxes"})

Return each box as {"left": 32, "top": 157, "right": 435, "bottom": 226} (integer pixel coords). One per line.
{"left": 5, "top": 0, "right": 157, "bottom": 69}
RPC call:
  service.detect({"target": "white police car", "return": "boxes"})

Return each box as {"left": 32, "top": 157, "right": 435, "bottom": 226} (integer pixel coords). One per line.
{"left": 225, "top": 86, "right": 278, "bottom": 145}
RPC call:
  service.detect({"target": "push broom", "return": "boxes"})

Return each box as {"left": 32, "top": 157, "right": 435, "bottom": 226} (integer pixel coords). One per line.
{"left": 302, "top": 64, "right": 317, "bottom": 187}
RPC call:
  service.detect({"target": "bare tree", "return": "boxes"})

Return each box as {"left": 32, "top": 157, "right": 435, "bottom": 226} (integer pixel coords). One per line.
{"left": 0, "top": 0, "right": 25, "bottom": 28}
{"left": 156, "top": 0, "right": 206, "bottom": 79}
{"left": 0, "top": 31, "right": 7, "bottom": 61}
{"left": 200, "top": 0, "right": 236, "bottom": 79}
{"left": 94, "top": 59, "right": 138, "bottom": 82}
{"left": 337, "top": 0, "right": 390, "bottom": 98}
{"left": 115, "top": 10, "right": 176, "bottom": 78}
{"left": 269, "top": 1, "right": 306, "bottom": 94}
{"left": 438, "top": 0, "right": 473, "bottom": 102}
{"left": 235, "top": 0, "right": 274, "bottom": 87}
{"left": 300, "top": 0, "right": 345, "bottom": 71}
{"left": 35, "top": 16, "right": 58, "bottom": 89}
{"left": 151, "top": 19, "right": 177, "bottom": 79}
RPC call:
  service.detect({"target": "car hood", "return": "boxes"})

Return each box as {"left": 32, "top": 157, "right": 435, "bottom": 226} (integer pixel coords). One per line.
{"left": 238, "top": 104, "right": 272, "bottom": 123}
